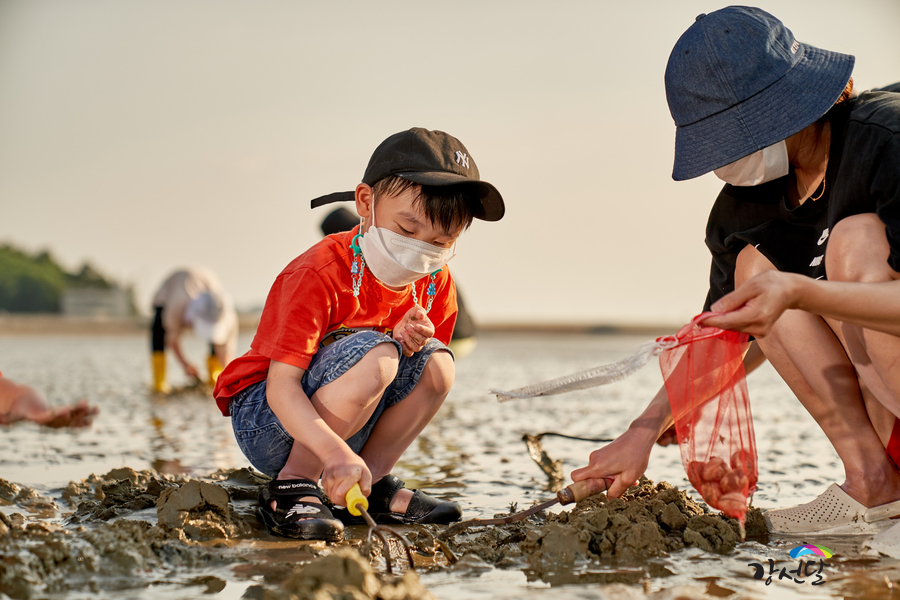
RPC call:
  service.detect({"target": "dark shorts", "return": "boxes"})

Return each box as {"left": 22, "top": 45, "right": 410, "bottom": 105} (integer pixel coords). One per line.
{"left": 229, "top": 330, "right": 452, "bottom": 477}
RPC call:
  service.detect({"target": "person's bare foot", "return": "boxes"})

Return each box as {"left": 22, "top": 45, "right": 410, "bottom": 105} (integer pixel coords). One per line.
{"left": 271, "top": 496, "right": 320, "bottom": 512}
{"left": 388, "top": 487, "right": 414, "bottom": 513}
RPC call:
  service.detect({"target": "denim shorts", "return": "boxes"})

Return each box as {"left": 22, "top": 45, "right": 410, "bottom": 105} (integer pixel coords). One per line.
{"left": 229, "top": 330, "right": 452, "bottom": 477}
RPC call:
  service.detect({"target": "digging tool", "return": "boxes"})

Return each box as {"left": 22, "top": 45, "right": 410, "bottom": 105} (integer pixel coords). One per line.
{"left": 438, "top": 477, "right": 614, "bottom": 540}
{"left": 345, "top": 484, "right": 415, "bottom": 574}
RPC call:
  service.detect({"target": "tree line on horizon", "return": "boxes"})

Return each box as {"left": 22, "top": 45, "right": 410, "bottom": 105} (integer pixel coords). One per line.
{"left": 0, "top": 244, "right": 133, "bottom": 313}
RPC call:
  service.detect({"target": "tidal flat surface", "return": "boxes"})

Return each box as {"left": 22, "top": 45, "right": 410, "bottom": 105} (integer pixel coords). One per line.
{"left": 1, "top": 331, "right": 899, "bottom": 599}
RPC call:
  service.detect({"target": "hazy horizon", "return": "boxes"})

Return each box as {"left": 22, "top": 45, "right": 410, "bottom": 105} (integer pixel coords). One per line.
{"left": 2, "top": 0, "right": 899, "bottom": 325}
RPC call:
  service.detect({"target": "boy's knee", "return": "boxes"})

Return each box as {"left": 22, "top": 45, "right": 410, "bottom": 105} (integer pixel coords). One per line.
{"left": 421, "top": 351, "right": 455, "bottom": 399}
{"left": 734, "top": 244, "right": 775, "bottom": 287}
{"left": 363, "top": 342, "right": 401, "bottom": 390}
{"left": 826, "top": 214, "right": 894, "bottom": 283}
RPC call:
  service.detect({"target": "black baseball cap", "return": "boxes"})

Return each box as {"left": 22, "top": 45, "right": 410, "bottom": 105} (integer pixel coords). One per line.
{"left": 310, "top": 127, "right": 505, "bottom": 222}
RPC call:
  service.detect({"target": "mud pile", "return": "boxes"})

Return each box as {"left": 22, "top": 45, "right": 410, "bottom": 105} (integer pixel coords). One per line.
{"left": 1, "top": 469, "right": 771, "bottom": 599}
{"left": 0, "top": 468, "right": 257, "bottom": 599}
{"left": 0, "top": 509, "right": 230, "bottom": 599}
{"left": 440, "top": 478, "right": 765, "bottom": 570}
{"left": 0, "top": 468, "right": 436, "bottom": 600}
{"left": 243, "top": 548, "right": 435, "bottom": 600}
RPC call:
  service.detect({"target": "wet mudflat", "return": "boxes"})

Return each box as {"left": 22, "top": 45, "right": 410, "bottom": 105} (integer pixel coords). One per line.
{"left": 2, "top": 331, "right": 900, "bottom": 599}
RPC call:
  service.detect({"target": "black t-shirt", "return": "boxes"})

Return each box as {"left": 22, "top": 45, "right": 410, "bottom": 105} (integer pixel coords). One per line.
{"left": 703, "top": 90, "right": 900, "bottom": 310}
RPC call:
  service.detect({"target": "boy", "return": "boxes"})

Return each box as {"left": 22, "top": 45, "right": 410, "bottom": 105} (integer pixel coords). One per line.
{"left": 213, "top": 128, "right": 505, "bottom": 541}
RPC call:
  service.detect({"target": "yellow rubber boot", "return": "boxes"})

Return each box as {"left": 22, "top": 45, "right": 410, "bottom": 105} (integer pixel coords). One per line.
{"left": 152, "top": 351, "right": 171, "bottom": 393}
{"left": 207, "top": 355, "right": 224, "bottom": 386}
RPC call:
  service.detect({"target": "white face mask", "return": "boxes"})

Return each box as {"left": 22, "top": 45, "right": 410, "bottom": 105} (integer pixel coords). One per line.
{"left": 358, "top": 199, "right": 456, "bottom": 287}
{"left": 714, "top": 140, "right": 790, "bottom": 186}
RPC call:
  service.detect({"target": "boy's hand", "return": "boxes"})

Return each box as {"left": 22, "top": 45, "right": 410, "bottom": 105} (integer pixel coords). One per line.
{"left": 570, "top": 428, "right": 654, "bottom": 499}
{"left": 320, "top": 447, "right": 372, "bottom": 506}
{"left": 393, "top": 305, "right": 435, "bottom": 357}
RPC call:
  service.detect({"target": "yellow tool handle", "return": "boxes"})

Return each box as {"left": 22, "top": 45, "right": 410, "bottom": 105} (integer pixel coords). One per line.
{"left": 557, "top": 477, "right": 613, "bottom": 505}
{"left": 345, "top": 483, "right": 368, "bottom": 517}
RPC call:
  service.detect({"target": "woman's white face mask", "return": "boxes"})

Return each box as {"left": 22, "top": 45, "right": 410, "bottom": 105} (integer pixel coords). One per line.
{"left": 358, "top": 199, "right": 456, "bottom": 287}
{"left": 714, "top": 140, "right": 790, "bottom": 186}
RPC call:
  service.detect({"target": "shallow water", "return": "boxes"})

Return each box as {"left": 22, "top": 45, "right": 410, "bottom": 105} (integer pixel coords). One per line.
{"left": 1, "top": 331, "right": 899, "bottom": 599}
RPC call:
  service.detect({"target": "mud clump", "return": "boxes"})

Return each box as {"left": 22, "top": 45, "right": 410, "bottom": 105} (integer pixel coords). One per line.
{"left": 243, "top": 547, "right": 435, "bottom": 600}
{"left": 446, "top": 478, "right": 753, "bottom": 573}
{"left": 0, "top": 515, "right": 229, "bottom": 600}
{"left": 0, "top": 478, "right": 24, "bottom": 502}
{"left": 0, "top": 479, "right": 56, "bottom": 512}
{"left": 65, "top": 468, "right": 256, "bottom": 539}
{"left": 69, "top": 474, "right": 177, "bottom": 523}
{"left": 157, "top": 480, "right": 244, "bottom": 539}
{"left": 209, "top": 466, "right": 272, "bottom": 501}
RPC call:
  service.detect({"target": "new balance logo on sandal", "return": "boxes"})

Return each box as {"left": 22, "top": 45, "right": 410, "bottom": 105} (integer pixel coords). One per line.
{"left": 286, "top": 504, "right": 321, "bottom": 519}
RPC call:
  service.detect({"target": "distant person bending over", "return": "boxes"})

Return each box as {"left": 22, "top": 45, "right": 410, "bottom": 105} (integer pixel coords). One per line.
{"left": 573, "top": 7, "right": 900, "bottom": 536}
{"left": 214, "top": 128, "right": 505, "bottom": 541}
{"left": 320, "top": 207, "right": 479, "bottom": 358}
{"left": 0, "top": 370, "right": 97, "bottom": 428}
{"left": 151, "top": 267, "right": 238, "bottom": 393}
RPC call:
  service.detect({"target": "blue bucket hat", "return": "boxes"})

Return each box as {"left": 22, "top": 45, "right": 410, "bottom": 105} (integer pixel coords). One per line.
{"left": 665, "top": 6, "right": 854, "bottom": 181}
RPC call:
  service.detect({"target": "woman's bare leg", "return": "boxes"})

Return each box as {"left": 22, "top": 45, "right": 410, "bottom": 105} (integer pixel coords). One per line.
{"left": 826, "top": 214, "right": 900, "bottom": 420}
{"left": 736, "top": 244, "right": 900, "bottom": 507}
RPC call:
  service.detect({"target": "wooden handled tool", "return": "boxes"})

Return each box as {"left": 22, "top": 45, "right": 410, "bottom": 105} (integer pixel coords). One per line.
{"left": 438, "top": 477, "right": 614, "bottom": 540}
{"left": 556, "top": 477, "right": 612, "bottom": 505}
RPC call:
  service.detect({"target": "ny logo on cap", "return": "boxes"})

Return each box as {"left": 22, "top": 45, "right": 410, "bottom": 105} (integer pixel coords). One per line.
{"left": 455, "top": 150, "right": 469, "bottom": 169}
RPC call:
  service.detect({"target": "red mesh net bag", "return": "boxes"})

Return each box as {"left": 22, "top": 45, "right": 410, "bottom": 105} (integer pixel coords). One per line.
{"left": 658, "top": 313, "right": 757, "bottom": 529}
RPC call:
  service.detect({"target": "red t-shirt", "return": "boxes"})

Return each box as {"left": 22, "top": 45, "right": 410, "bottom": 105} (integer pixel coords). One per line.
{"left": 213, "top": 226, "right": 458, "bottom": 415}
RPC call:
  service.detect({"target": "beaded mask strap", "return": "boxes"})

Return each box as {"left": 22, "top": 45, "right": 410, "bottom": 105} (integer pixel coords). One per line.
{"left": 410, "top": 269, "right": 442, "bottom": 313}
{"left": 350, "top": 233, "right": 365, "bottom": 298}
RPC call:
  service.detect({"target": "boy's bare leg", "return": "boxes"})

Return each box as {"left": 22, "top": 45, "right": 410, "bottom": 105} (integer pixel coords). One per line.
{"left": 736, "top": 245, "right": 900, "bottom": 507}
{"left": 359, "top": 350, "right": 454, "bottom": 513}
{"left": 275, "top": 342, "right": 399, "bottom": 505}
{"left": 826, "top": 214, "right": 900, "bottom": 420}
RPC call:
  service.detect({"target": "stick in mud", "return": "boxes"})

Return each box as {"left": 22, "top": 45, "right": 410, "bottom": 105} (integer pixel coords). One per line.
{"left": 522, "top": 434, "right": 564, "bottom": 491}
{"left": 438, "top": 478, "right": 612, "bottom": 540}
{"left": 522, "top": 432, "right": 614, "bottom": 491}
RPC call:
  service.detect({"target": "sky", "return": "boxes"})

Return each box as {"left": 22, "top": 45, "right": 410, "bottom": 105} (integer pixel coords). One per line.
{"left": 1, "top": 0, "right": 899, "bottom": 326}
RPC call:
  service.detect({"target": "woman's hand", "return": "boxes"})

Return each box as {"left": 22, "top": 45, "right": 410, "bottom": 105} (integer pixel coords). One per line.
{"left": 700, "top": 270, "right": 803, "bottom": 337}
{"left": 319, "top": 446, "right": 372, "bottom": 507}
{"left": 570, "top": 428, "right": 656, "bottom": 498}
{"left": 393, "top": 305, "right": 435, "bottom": 357}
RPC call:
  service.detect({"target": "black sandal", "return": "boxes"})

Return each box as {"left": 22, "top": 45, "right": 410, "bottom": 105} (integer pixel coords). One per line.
{"left": 335, "top": 474, "right": 462, "bottom": 525}
{"left": 258, "top": 478, "right": 344, "bottom": 541}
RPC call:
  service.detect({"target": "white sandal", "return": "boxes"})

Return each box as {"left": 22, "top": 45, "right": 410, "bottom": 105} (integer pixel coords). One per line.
{"left": 765, "top": 483, "right": 900, "bottom": 535}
